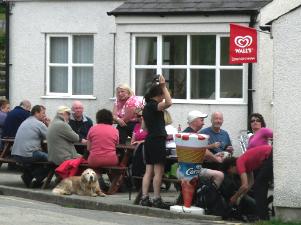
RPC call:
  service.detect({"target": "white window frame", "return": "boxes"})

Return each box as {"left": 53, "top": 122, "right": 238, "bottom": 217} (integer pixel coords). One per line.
{"left": 46, "top": 34, "right": 94, "bottom": 98}
{"left": 131, "top": 34, "right": 247, "bottom": 104}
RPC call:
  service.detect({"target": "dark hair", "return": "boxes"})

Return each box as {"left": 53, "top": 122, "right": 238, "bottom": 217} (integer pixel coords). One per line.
{"left": 221, "top": 157, "right": 237, "bottom": 173}
{"left": 144, "top": 84, "right": 163, "bottom": 103}
{"left": 0, "top": 99, "right": 9, "bottom": 108}
{"left": 248, "top": 113, "right": 266, "bottom": 131}
{"left": 30, "top": 105, "right": 45, "bottom": 116}
{"left": 96, "top": 109, "right": 113, "bottom": 125}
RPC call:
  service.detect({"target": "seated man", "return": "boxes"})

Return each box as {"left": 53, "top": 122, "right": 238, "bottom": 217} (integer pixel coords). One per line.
{"left": 11, "top": 105, "right": 49, "bottom": 188}
{"left": 222, "top": 145, "right": 273, "bottom": 220}
{"left": 69, "top": 100, "right": 92, "bottom": 142}
{"left": 47, "top": 106, "right": 82, "bottom": 166}
{"left": 182, "top": 110, "right": 224, "bottom": 188}
{"left": 200, "top": 112, "right": 233, "bottom": 155}
{"left": 2, "top": 99, "right": 31, "bottom": 138}
{"left": 69, "top": 101, "right": 92, "bottom": 154}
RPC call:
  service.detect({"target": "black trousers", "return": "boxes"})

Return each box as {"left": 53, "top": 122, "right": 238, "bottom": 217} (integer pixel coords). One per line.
{"left": 117, "top": 121, "right": 137, "bottom": 144}
{"left": 253, "top": 154, "right": 273, "bottom": 220}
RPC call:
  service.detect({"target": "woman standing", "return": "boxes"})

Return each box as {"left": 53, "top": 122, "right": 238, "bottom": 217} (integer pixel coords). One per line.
{"left": 140, "top": 75, "right": 172, "bottom": 209}
{"left": 87, "top": 109, "right": 119, "bottom": 167}
{"left": 113, "top": 84, "right": 142, "bottom": 144}
{"left": 247, "top": 113, "right": 273, "bottom": 149}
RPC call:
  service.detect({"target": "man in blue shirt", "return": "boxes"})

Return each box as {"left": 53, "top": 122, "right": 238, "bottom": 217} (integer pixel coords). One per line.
{"left": 200, "top": 112, "right": 233, "bottom": 155}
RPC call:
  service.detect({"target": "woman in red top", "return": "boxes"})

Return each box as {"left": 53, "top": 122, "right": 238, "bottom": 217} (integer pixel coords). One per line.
{"left": 87, "top": 109, "right": 119, "bottom": 167}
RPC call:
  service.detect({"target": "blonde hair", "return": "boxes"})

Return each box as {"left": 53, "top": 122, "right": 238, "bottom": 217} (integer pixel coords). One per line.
{"left": 116, "top": 84, "right": 134, "bottom": 97}
{"left": 164, "top": 110, "right": 173, "bottom": 125}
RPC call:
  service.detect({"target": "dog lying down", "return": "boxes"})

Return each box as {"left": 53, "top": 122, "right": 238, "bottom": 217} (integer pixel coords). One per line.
{"left": 52, "top": 168, "right": 106, "bottom": 197}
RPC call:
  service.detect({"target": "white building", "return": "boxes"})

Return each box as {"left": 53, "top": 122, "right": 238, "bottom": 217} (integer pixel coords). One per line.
{"left": 5, "top": 0, "right": 301, "bottom": 220}
{"left": 5, "top": 0, "right": 273, "bottom": 154}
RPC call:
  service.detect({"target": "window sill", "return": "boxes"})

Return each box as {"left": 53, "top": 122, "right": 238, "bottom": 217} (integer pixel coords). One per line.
{"left": 41, "top": 95, "right": 97, "bottom": 100}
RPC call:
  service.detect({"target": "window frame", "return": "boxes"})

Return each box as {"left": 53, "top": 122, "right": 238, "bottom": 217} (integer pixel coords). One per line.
{"left": 131, "top": 34, "right": 247, "bottom": 104}
{"left": 46, "top": 34, "right": 94, "bottom": 98}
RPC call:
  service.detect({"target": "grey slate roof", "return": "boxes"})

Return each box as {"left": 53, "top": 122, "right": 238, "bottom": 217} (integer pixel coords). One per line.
{"left": 108, "top": 0, "right": 272, "bottom": 16}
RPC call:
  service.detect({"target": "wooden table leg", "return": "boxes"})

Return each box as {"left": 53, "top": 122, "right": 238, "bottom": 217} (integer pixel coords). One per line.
{"left": 0, "top": 142, "right": 12, "bottom": 168}
{"left": 106, "top": 170, "right": 126, "bottom": 195}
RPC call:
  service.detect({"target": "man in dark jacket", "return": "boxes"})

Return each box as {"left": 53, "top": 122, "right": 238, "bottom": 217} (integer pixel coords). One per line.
{"left": 69, "top": 101, "right": 93, "bottom": 141}
{"left": 2, "top": 100, "right": 31, "bottom": 138}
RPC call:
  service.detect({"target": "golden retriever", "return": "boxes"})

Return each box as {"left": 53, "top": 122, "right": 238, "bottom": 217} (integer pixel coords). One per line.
{"left": 52, "top": 168, "right": 106, "bottom": 197}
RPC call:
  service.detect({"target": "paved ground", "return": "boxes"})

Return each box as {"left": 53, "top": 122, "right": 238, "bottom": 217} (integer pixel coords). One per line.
{"left": 0, "top": 164, "right": 243, "bottom": 224}
{"left": 0, "top": 195, "right": 242, "bottom": 225}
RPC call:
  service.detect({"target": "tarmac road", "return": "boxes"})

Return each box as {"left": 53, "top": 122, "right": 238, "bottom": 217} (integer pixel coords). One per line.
{"left": 0, "top": 195, "right": 241, "bottom": 225}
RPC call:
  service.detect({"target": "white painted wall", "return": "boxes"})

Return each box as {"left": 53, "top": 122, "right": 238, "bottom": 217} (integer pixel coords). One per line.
{"left": 259, "top": 0, "right": 301, "bottom": 25}
{"left": 272, "top": 6, "right": 301, "bottom": 212}
{"left": 9, "top": 1, "right": 123, "bottom": 119}
{"left": 114, "top": 15, "right": 251, "bottom": 154}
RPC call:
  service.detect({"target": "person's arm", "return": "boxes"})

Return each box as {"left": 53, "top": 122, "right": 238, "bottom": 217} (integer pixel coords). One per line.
{"left": 86, "top": 140, "right": 91, "bottom": 151}
{"left": 230, "top": 172, "right": 251, "bottom": 205}
{"left": 157, "top": 75, "right": 172, "bottom": 111}
{"left": 112, "top": 103, "right": 127, "bottom": 127}
{"left": 122, "top": 106, "right": 136, "bottom": 123}
{"left": 204, "top": 149, "right": 223, "bottom": 163}
{"left": 60, "top": 123, "right": 80, "bottom": 143}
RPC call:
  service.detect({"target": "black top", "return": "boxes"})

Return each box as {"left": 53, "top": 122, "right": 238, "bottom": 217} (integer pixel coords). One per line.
{"left": 69, "top": 116, "right": 93, "bottom": 140}
{"left": 143, "top": 99, "right": 167, "bottom": 138}
{"left": 108, "top": 0, "right": 272, "bottom": 16}
{"left": 182, "top": 126, "right": 198, "bottom": 133}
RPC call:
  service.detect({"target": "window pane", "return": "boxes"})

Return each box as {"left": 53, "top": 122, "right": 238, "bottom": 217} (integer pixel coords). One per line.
{"left": 191, "top": 35, "right": 216, "bottom": 65}
{"left": 191, "top": 69, "right": 215, "bottom": 99}
{"left": 220, "top": 70, "right": 242, "bottom": 98}
{"left": 220, "top": 37, "right": 230, "bottom": 65}
{"left": 50, "top": 37, "right": 68, "bottom": 63}
{"left": 136, "top": 37, "right": 157, "bottom": 65}
{"left": 50, "top": 67, "right": 68, "bottom": 93}
{"left": 162, "top": 69, "right": 186, "bottom": 99}
{"left": 163, "top": 36, "right": 187, "bottom": 65}
{"left": 73, "top": 36, "right": 94, "bottom": 63}
{"left": 73, "top": 67, "right": 93, "bottom": 95}
{"left": 135, "top": 69, "right": 156, "bottom": 96}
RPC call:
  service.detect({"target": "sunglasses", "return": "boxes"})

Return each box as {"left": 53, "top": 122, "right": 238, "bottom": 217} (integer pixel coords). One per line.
{"left": 251, "top": 119, "right": 261, "bottom": 123}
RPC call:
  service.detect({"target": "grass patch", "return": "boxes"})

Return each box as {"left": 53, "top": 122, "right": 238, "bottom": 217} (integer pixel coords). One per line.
{"left": 253, "top": 219, "right": 301, "bottom": 225}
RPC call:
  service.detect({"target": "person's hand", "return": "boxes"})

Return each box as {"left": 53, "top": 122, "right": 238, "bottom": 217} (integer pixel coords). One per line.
{"left": 43, "top": 117, "right": 51, "bottom": 127}
{"left": 215, "top": 152, "right": 224, "bottom": 158}
{"left": 81, "top": 138, "right": 88, "bottom": 144}
{"left": 230, "top": 195, "right": 238, "bottom": 205}
{"left": 131, "top": 140, "right": 145, "bottom": 145}
{"left": 213, "top": 142, "right": 221, "bottom": 148}
{"left": 117, "top": 118, "right": 127, "bottom": 127}
{"left": 226, "top": 145, "right": 234, "bottom": 154}
{"left": 159, "top": 75, "right": 166, "bottom": 87}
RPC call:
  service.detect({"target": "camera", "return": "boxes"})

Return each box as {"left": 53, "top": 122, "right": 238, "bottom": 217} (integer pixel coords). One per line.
{"left": 152, "top": 74, "right": 160, "bottom": 84}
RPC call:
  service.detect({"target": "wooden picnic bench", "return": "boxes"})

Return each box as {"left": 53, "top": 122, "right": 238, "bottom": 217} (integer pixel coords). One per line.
{"left": 0, "top": 139, "right": 135, "bottom": 192}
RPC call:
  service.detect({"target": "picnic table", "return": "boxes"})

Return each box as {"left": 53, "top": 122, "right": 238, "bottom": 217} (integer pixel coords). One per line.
{"left": 0, "top": 138, "right": 136, "bottom": 194}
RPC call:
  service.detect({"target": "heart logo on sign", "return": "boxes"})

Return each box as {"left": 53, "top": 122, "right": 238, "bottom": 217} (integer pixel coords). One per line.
{"left": 234, "top": 35, "right": 253, "bottom": 48}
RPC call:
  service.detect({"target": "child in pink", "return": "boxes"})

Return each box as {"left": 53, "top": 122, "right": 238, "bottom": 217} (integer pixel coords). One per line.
{"left": 87, "top": 109, "right": 119, "bottom": 167}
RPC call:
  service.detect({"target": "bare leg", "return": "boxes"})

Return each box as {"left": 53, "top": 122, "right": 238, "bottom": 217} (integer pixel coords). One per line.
{"left": 153, "top": 164, "right": 164, "bottom": 198}
{"left": 200, "top": 168, "right": 224, "bottom": 188}
{"left": 142, "top": 164, "right": 154, "bottom": 197}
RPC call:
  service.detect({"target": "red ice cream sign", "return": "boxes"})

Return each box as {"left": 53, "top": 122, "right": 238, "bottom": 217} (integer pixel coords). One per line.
{"left": 229, "top": 24, "right": 257, "bottom": 64}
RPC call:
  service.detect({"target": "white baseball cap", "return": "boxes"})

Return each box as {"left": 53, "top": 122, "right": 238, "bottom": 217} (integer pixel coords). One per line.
{"left": 187, "top": 110, "right": 208, "bottom": 123}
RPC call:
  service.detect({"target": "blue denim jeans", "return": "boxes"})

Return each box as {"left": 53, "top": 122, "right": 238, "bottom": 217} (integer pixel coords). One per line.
{"left": 12, "top": 151, "right": 49, "bottom": 184}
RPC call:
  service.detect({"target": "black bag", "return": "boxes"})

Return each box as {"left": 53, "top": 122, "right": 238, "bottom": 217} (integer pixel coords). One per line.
{"left": 130, "top": 144, "right": 146, "bottom": 190}
{"left": 195, "top": 177, "right": 232, "bottom": 219}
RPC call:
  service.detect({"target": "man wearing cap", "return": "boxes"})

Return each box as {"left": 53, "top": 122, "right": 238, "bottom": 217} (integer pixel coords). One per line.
{"left": 47, "top": 106, "right": 82, "bottom": 166}
{"left": 200, "top": 112, "right": 233, "bottom": 155}
{"left": 182, "top": 110, "right": 224, "bottom": 188}
{"left": 183, "top": 110, "right": 208, "bottom": 133}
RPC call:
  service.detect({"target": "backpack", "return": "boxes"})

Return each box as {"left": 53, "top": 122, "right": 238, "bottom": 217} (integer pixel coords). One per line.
{"left": 195, "top": 177, "right": 232, "bottom": 219}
